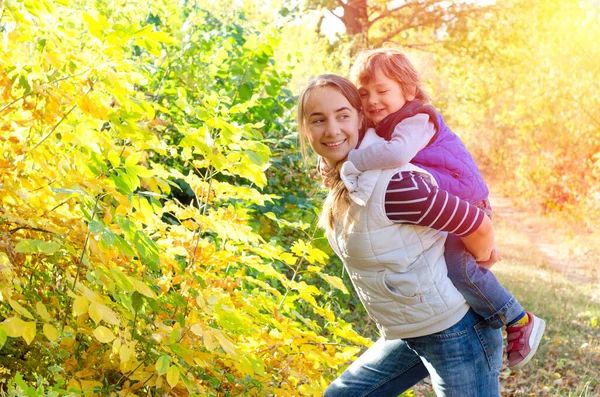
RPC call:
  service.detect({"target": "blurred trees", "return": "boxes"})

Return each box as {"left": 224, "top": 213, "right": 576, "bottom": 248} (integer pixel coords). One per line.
{"left": 307, "top": 0, "right": 493, "bottom": 47}
{"left": 431, "top": 0, "right": 600, "bottom": 228}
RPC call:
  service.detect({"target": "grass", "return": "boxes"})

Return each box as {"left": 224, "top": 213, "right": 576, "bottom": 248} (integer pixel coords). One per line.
{"left": 491, "top": 215, "right": 600, "bottom": 396}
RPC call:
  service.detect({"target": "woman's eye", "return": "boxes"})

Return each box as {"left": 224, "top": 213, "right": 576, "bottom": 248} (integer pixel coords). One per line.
{"left": 339, "top": 114, "right": 350, "bottom": 120}
{"left": 310, "top": 119, "right": 324, "bottom": 124}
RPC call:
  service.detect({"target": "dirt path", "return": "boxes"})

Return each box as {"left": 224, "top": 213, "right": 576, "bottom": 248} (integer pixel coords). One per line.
{"left": 489, "top": 189, "right": 600, "bottom": 284}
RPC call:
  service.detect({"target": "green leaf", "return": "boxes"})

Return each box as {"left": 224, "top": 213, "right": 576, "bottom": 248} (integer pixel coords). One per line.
{"left": 114, "top": 234, "right": 136, "bottom": 257}
{"left": 0, "top": 326, "right": 7, "bottom": 350}
{"left": 50, "top": 187, "right": 84, "bottom": 196}
{"left": 155, "top": 355, "right": 171, "bottom": 376}
{"left": 245, "top": 150, "right": 263, "bottom": 166}
{"left": 15, "top": 239, "right": 60, "bottom": 254}
{"left": 133, "top": 231, "right": 160, "bottom": 271}
{"left": 131, "top": 291, "right": 144, "bottom": 313}
{"left": 238, "top": 83, "right": 253, "bottom": 101}
{"left": 88, "top": 220, "right": 104, "bottom": 234}
{"left": 112, "top": 170, "right": 134, "bottom": 195}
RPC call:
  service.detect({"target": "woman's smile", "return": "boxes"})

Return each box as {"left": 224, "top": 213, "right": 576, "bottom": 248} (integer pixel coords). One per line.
{"left": 304, "top": 86, "right": 362, "bottom": 166}
{"left": 323, "top": 139, "right": 347, "bottom": 148}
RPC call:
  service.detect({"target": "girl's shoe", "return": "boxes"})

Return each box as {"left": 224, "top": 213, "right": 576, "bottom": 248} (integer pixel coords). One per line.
{"left": 506, "top": 312, "right": 546, "bottom": 369}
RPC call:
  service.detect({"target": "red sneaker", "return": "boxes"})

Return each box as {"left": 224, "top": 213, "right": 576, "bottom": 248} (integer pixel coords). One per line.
{"left": 506, "top": 312, "right": 546, "bottom": 369}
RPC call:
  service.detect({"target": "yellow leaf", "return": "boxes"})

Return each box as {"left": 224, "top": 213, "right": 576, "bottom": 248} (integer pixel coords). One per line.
{"left": 88, "top": 302, "right": 120, "bottom": 326}
{"left": 2, "top": 317, "right": 26, "bottom": 337}
{"left": 119, "top": 343, "right": 132, "bottom": 363}
{"left": 112, "top": 337, "right": 122, "bottom": 355}
{"left": 203, "top": 329, "right": 216, "bottom": 352}
{"left": 214, "top": 330, "right": 236, "bottom": 355}
{"left": 22, "top": 321, "right": 36, "bottom": 345}
{"left": 9, "top": 299, "right": 34, "bottom": 319}
{"left": 190, "top": 324, "right": 203, "bottom": 337}
{"left": 130, "top": 278, "right": 156, "bottom": 299}
{"left": 93, "top": 326, "right": 115, "bottom": 343}
{"left": 88, "top": 302, "right": 103, "bottom": 324}
{"left": 73, "top": 296, "right": 89, "bottom": 316}
{"left": 166, "top": 365, "right": 179, "bottom": 388}
{"left": 318, "top": 273, "right": 349, "bottom": 294}
{"left": 279, "top": 252, "right": 297, "bottom": 265}
{"left": 43, "top": 323, "right": 59, "bottom": 342}
{"left": 36, "top": 302, "right": 51, "bottom": 322}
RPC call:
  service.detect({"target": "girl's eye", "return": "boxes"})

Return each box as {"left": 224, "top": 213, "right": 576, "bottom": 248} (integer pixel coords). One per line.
{"left": 359, "top": 92, "right": 367, "bottom": 97}
{"left": 378, "top": 90, "right": 389, "bottom": 94}
{"left": 339, "top": 114, "right": 350, "bottom": 120}
{"left": 310, "top": 119, "right": 324, "bottom": 124}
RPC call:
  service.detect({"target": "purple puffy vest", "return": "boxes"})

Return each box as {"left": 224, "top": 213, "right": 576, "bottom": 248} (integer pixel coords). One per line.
{"left": 376, "top": 102, "right": 489, "bottom": 204}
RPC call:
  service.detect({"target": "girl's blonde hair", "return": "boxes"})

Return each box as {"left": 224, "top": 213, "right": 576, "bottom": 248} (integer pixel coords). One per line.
{"left": 350, "top": 48, "right": 430, "bottom": 103}
{"left": 296, "top": 74, "right": 364, "bottom": 231}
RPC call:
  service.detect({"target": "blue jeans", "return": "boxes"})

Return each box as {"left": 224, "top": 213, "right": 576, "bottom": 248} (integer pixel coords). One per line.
{"left": 444, "top": 233, "right": 524, "bottom": 329}
{"left": 324, "top": 309, "right": 503, "bottom": 397}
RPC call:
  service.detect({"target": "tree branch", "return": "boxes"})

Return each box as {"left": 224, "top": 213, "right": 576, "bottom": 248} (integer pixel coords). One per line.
{"left": 369, "top": 0, "right": 441, "bottom": 27}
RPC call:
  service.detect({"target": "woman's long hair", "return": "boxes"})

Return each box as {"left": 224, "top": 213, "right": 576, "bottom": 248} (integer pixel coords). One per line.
{"left": 296, "top": 74, "right": 365, "bottom": 231}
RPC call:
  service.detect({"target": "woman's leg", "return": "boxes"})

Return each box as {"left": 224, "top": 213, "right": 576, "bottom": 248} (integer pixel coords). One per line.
{"left": 405, "top": 309, "right": 503, "bottom": 397}
{"left": 324, "top": 337, "right": 429, "bottom": 397}
{"left": 444, "top": 233, "right": 524, "bottom": 328}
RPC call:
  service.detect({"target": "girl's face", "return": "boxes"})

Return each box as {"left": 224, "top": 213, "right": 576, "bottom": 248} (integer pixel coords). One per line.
{"left": 357, "top": 68, "right": 414, "bottom": 125}
{"left": 304, "top": 87, "right": 362, "bottom": 167}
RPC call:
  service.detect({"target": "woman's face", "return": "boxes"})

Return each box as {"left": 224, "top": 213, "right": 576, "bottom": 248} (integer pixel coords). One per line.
{"left": 303, "top": 87, "right": 362, "bottom": 167}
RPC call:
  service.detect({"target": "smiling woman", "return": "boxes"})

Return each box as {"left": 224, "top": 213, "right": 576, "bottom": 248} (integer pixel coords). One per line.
{"left": 296, "top": 74, "right": 504, "bottom": 396}
{"left": 297, "top": 74, "right": 364, "bottom": 166}
{"left": 303, "top": 87, "right": 362, "bottom": 166}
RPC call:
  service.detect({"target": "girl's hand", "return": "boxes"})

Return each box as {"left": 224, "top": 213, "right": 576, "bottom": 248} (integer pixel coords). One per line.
{"left": 477, "top": 245, "right": 502, "bottom": 270}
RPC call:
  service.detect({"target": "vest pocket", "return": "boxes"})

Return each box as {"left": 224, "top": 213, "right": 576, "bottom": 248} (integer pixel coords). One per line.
{"left": 377, "top": 270, "right": 422, "bottom": 305}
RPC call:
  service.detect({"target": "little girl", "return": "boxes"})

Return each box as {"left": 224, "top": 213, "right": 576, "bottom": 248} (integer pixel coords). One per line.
{"left": 324, "top": 48, "right": 545, "bottom": 369}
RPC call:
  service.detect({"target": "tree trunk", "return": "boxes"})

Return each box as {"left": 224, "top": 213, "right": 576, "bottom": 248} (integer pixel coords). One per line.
{"left": 341, "top": 0, "right": 368, "bottom": 35}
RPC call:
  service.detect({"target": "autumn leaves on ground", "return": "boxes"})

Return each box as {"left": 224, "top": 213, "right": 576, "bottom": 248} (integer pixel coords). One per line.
{"left": 1, "top": 0, "right": 599, "bottom": 396}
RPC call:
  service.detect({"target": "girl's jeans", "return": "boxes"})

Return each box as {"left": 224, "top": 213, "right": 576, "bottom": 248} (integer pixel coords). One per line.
{"left": 444, "top": 204, "right": 524, "bottom": 329}
{"left": 324, "top": 309, "right": 503, "bottom": 397}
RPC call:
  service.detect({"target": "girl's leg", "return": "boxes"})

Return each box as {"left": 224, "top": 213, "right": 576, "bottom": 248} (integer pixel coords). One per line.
{"left": 324, "top": 337, "right": 429, "bottom": 397}
{"left": 405, "top": 309, "right": 503, "bottom": 397}
{"left": 444, "top": 233, "right": 524, "bottom": 328}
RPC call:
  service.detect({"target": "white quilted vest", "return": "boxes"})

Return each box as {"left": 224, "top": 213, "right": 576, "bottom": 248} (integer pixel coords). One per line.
{"left": 326, "top": 132, "right": 469, "bottom": 339}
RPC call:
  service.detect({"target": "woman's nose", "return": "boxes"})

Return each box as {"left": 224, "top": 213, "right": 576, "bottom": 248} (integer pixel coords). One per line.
{"left": 324, "top": 121, "right": 340, "bottom": 136}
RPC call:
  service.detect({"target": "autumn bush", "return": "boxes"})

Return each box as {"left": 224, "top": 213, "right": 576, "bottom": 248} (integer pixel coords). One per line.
{"left": 0, "top": 1, "right": 370, "bottom": 395}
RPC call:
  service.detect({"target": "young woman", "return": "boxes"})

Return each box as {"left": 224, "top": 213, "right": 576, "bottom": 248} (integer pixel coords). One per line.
{"left": 297, "top": 74, "right": 503, "bottom": 396}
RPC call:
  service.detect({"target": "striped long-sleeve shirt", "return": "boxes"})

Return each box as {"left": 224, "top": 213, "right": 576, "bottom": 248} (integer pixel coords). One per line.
{"left": 385, "top": 171, "right": 485, "bottom": 236}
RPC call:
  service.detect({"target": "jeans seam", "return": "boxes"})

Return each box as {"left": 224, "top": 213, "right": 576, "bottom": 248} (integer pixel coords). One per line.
{"left": 459, "top": 249, "right": 498, "bottom": 314}
{"left": 363, "top": 357, "right": 424, "bottom": 397}
{"left": 474, "top": 321, "right": 502, "bottom": 373}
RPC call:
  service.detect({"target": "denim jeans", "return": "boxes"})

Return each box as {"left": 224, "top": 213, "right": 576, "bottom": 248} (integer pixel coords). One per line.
{"left": 444, "top": 233, "right": 524, "bottom": 329}
{"left": 324, "top": 309, "right": 503, "bottom": 397}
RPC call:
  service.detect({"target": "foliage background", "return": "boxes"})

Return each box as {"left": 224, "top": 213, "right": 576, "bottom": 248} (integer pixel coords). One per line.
{"left": 1, "top": 0, "right": 598, "bottom": 396}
